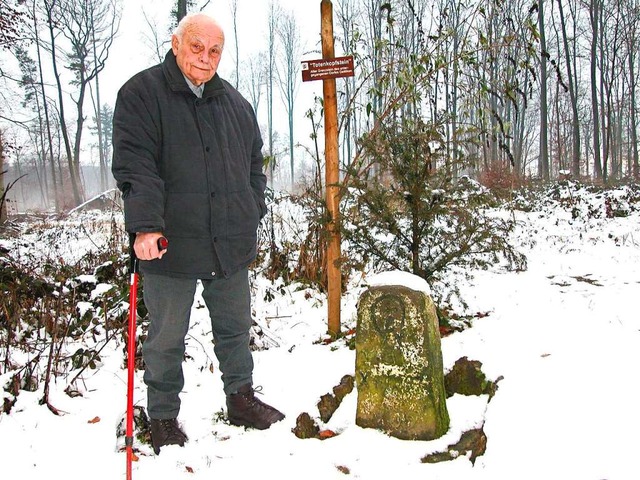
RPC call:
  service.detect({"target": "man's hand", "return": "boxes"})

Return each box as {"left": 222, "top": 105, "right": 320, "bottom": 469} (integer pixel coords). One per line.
{"left": 134, "top": 232, "right": 168, "bottom": 261}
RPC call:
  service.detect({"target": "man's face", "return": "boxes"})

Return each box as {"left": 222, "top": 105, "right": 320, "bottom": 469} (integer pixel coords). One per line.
{"left": 172, "top": 18, "right": 224, "bottom": 86}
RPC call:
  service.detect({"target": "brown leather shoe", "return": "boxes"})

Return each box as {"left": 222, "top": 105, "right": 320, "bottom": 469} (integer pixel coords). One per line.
{"left": 149, "top": 418, "right": 188, "bottom": 454}
{"left": 227, "top": 384, "right": 285, "bottom": 430}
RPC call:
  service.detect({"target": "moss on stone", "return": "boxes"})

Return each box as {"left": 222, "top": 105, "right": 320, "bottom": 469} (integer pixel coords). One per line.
{"left": 355, "top": 284, "right": 450, "bottom": 440}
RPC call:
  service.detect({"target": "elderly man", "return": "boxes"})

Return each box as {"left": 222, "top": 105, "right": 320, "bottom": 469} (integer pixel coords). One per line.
{"left": 112, "top": 13, "right": 284, "bottom": 454}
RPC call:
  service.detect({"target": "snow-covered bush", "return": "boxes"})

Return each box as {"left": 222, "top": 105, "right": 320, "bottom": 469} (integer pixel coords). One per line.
{"left": 0, "top": 211, "right": 129, "bottom": 413}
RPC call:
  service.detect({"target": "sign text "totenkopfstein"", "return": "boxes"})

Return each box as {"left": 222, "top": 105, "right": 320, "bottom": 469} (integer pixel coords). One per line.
{"left": 301, "top": 55, "right": 355, "bottom": 82}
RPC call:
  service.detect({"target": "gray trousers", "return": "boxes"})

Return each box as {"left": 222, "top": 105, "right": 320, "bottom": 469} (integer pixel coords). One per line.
{"left": 141, "top": 268, "right": 254, "bottom": 419}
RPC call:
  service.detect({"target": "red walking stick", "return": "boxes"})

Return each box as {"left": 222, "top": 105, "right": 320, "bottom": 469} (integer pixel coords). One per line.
{"left": 125, "top": 234, "right": 168, "bottom": 480}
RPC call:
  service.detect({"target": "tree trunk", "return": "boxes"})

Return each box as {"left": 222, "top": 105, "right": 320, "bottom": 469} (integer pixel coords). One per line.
{"left": 0, "top": 130, "right": 6, "bottom": 224}
{"left": 92, "top": 15, "right": 108, "bottom": 192}
{"left": 557, "top": 0, "right": 581, "bottom": 177}
{"left": 599, "top": 3, "right": 609, "bottom": 184}
{"left": 450, "top": 0, "right": 461, "bottom": 177}
{"left": 276, "top": 11, "right": 300, "bottom": 188}
{"left": 72, "top": 80, "right": 88, "bottom": 202}
{"left": 34, "top": 0, "right": 59, "bottom": 211}
{"left": 538, "top": 0, "right": 550, "bottom": 180}
{"left": 266, "top": 1, "right": 278, "bottom": 189}
{"left": 46, "top": 0, "right": 82, "bottom": 207}
{"left": 231, "top": 0, "right": 239, "bottom": 89}
{"left": 590, "top": 0, "right": 603, "bottom": 179}
{"left": 629, "top": 45, "right": 639, "bottom": 180}
{"left": 336, "top": 0, "right": 357, "bottom": 166}
{"left": 176, "top": 0, "right": 188, "bottom": 23}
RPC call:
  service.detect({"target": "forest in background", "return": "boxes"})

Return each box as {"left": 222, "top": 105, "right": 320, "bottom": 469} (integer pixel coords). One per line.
{"left": 0, "top": 0, "right": 639, "bottom": 219}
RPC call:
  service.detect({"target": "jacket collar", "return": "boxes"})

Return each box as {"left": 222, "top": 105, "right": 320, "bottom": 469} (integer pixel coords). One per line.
{"left": 162, "top": 50, "right": 226, "bottom": 99}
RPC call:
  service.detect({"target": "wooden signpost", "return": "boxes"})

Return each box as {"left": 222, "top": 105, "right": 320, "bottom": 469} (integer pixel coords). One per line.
{"left": 301, "top": 0, "right": 355, "bottom": 337}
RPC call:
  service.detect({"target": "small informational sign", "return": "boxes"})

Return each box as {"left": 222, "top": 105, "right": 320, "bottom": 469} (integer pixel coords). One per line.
{"left": 301, "top": 55, "right": 355, "bottom": 82}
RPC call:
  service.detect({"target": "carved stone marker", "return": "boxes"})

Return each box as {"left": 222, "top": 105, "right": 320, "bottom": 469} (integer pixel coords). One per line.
{"left": 355, "top": 271, "right": 450, "bottom": 440}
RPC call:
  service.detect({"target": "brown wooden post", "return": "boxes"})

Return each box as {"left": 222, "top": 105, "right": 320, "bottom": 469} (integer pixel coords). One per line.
{"left": 0, "top": 130, "right": 6, "bottom": 224}
{"left": 321, "top": 0, "right": 341, "bottom": 337}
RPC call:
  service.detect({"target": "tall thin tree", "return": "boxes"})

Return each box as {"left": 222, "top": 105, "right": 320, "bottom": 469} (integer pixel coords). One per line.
{"left": 276, "top": 10, "right": 302, "bottom": 188}
{"left": 230, "top": 0, "right": 240, "bottom": 89}
{"left": 557, "top": 0, "right": 581, "bottom": 177}
{"left": 539, "top": 0, "right": 550, "bottom": 180}
{"left": 589, "top": 0, "right": 603, "bottom": 179}
{"left": 265, "top": 0, "right": 279, "bottom": 188}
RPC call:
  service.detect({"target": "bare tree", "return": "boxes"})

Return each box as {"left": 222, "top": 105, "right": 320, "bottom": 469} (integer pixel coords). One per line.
{"left": 556, "top": 0, "right": 582, "bottom": 177}
{"left": 539, "top": 0, "right": 550, "bottom": 180}
{"left": 229, "top": 0, "right": 240, "bottom": 88}
{"left": 0, "top": 129, "right": 6, "bottom": 223}
{"left": 240, "top": 52, "right": 265, "bottom": 114}
{"left": 41, "top": 0, "right": 121, "bottom": 207}
{"left": 1, "top": 1, "right": 43, "bottom": 214}
{"left": 438, "top": 0, "right": 473, "bottom": 176}
{"left": 276, "top": 10, "right": 302, "bottom": 188}
{"left": 90, "top": 12, "right": 108, "bottom": 192}
{"left": 14, "top": 45, "right": 50, "bottom": 208}
{"left": 265, "top": 0, "right": 280, "bottom": 188}
{"left": 467, "top": 0, "right": 537, "bottom": 174}
{"left": 30, "top": 0, "right": 60, "bottom": 210}
{"left": 588, "top": 0, "right": 604, "bottom": 179}
{"left": 362, "top": 0, "right": 386, "bottom": 129}
{"left": 622, "top": 0, "right": 640, "bottom": 179}
{"left": 599, "top": 2, "right": 623, "bottom": 182}
{"left": 141, "top": 7, "right": 169, "bottom": 63}
{"left": 43, "top": 0, "right": 78, "bottom": 207}
{"left": 335, "top": 0, "right": 361, "bottom": 166}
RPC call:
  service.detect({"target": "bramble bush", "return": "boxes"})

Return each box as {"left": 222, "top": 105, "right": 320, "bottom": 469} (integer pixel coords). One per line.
{"left": 0, "top": 211, "right": 131, "bottom": 414}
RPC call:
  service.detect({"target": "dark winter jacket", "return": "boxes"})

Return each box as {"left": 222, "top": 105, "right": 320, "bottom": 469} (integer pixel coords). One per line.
{"left": 112, "top": 51, "right": 267, "bottom": 279}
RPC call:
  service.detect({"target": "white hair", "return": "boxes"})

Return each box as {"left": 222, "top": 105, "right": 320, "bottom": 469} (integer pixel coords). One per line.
{"left": 173, "top": 13, "right": 224, "bottom": 39}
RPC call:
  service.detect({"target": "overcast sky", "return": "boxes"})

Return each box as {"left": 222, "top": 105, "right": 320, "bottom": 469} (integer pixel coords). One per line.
{"left": 102, "top": 0, "right": 327, "bottom": 111}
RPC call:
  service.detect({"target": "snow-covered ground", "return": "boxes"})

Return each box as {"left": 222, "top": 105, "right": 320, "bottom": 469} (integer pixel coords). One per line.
{"left": 1, "top": 183, "right": 639, "bottom": 479}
